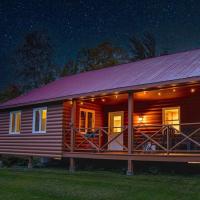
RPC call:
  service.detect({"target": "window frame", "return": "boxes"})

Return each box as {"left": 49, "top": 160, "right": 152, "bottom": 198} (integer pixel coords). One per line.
{"left": 9, "top": 110, "right": 21, "bottom": 134}
{"left": 32, "top": 107, "right": 47, "bottom": 134}
{"left": 79, "top": 108, "right": 95, "bottom": 133}
{"left": 162, "top": 107, "right": 181, "bottom": 132}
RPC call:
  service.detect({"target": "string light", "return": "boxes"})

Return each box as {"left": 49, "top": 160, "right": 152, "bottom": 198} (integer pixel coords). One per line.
{"left": 190, "top": 88, "right": 195, "bottom": 93}
{"left": 102, "top": 99, "right": 105, "bottom": 102}
{"left": 115, "top": 95, "right": 118, "bottom": 99}
{"left": 158, "top": 92, "right": 161, "bottom": 96}
{"left": 173, "top": 88, "right": 176, "bottom": 92}
{"left": 91, "top": 98, "right": 95, "bottom": 102}
{"left": 80, "top": 101, "right": 84, "bottom": 105}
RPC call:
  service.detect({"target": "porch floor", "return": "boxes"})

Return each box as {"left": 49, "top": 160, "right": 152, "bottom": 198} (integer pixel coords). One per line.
{"left": 63, "top": 151, "right": 200, "bottom": 163}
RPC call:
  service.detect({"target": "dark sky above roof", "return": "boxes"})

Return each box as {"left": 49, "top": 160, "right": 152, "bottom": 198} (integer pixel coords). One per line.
{"left": 1, "top": 0, "right": 200, "bottom": 90}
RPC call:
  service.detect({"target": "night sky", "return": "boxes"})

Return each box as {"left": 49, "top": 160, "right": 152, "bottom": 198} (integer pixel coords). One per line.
{"left": 1, "top": 0, "right": 200, "bottom": 91}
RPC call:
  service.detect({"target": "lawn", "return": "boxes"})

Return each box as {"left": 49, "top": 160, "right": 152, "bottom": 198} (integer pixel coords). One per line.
{"left": 0, "top": 168, "right": 200, "bottom": 200}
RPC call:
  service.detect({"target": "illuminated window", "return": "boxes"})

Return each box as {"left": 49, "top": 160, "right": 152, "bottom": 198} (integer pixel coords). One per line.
{"left": 33, "top": 107, "right": 47, "bottom": 133}
{"left": 9, "top": 111, "right": 21, "bottom": 134}
{"left": 113, "top": 115, "right": 122, "bottom": 133}
{"left": 79, "top": 108, "right": 95, "bottom": 133}
{"left": 163, "top": 107, "right": 180, "bottom": 132}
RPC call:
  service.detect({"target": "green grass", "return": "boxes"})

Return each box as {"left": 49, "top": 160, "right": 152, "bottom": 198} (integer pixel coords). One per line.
{"left": 0, "top": 168, "right": 200, "bottom": 200}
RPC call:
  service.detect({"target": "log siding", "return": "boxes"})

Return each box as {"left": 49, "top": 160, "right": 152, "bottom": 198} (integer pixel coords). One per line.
{"left": 0, "top": 103, "right": 64, "bottom": 158}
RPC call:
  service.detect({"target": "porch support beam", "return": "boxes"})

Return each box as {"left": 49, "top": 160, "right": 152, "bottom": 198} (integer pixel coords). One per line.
{"left": 69, "top": 99, "right": 76, "bottom": 172}
{"left": 69, "top": 157, "right": 75, "bottom": 172}
{"left": 127, "top": 91, "right": 134, "bottom": 175}
{"left": 0, "top": 155, "right": 2, "bottom": 168}
{"left": 70, "top": 99, "right": 76, "bottom": 152}
{"left": 28, "top": 156, "right": 33, "bottom": 169}
{"left": 127, "top": 159, "right": 134, "bottom": 175}
{"left": 128, "top": 91, "right": 134, "bottom": 154}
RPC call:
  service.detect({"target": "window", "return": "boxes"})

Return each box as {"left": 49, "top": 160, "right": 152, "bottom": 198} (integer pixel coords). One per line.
{"left": 9, "top": 111, "right": 21, "bottom": 134}
{"left": 163, "top": 107, "right": 180, "bottom": 132}
{"left": 113, "top": 115, "right": 122, "bottom": 133}
{"left": 33, "top": 107, "right": 47, "bottom": 133}
{"left": 79, "top": 108, "right": 95, "bottom": 133}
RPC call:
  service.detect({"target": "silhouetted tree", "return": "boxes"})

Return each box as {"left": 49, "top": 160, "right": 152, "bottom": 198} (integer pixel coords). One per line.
{"left": 76, "top": 42, "right": 128, "bottom": 72}
{"left": 129, "top": 32, "right": 156, "bottom": 61}
{"left": 14, "top": 31, "right": 57, "bottom": 92}
{"left": 60, "top": 60, "right": 78, "bottom": 77}
{"left": 0, "top": 85, "right": 21, "bottom": 103}
{"left": 60, "top": 42, "right": 128, "bottom": 77}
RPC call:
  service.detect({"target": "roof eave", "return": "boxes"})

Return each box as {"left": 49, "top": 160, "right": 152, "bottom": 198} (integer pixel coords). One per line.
{"left": 1, "top": 76, "right": 200, "bottom": 110}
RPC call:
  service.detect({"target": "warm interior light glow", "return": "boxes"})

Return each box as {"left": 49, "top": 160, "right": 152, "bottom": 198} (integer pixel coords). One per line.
{"left": 188, "top": 162, "right": 200, "bottom": 164}
{"left": 190, "top": 88, "right": 195, "bottom": 93}
{"left": 138, "top": 116, "right": 143, "bottom": 123}
{"left": 69, "top": 100, "right": 72, "bottom": 104}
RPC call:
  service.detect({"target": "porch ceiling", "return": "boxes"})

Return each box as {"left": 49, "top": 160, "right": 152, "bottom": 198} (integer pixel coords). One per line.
{"left": 78, "top": 84, "right": 200, "bottom": 104}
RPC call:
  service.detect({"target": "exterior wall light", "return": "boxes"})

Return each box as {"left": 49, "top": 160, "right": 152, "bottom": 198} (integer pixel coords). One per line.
{"left": 138, "top": 115, "right": 144, "bottom": 123}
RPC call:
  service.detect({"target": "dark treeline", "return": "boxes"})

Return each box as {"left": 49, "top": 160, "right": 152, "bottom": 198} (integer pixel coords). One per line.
{"left": 0, "top": 31, "right": 167, "bottom": 103}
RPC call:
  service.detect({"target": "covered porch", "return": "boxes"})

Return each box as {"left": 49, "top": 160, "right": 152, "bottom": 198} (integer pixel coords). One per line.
{"left": 63, "top": 82, "right": 200, "bottom": 172}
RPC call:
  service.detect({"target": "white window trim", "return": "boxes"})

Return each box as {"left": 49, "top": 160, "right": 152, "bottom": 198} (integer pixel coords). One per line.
{"left": 9, "top": 111, "right": 21, "bottom": 134}
{"left": 32, "top": 107, "right": 47, "bottom": 134}
{"left": 79, "top": 108, "right": 95, "bottom": 133}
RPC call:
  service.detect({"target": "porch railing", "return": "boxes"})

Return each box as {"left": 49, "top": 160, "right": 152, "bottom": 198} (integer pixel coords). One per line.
{"left": 133, "top": 123, "right": 200, "bottom": 154}
{"left": 64, "top": 123, "right": 200, "bottom": 154}
{"left": 64, "top": 126, "right": 128, "bottom": 152}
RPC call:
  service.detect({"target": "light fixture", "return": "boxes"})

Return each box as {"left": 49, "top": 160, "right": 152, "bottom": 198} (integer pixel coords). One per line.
{"left": 190, "top": 88, "right": 195, "bottom": 93}
{"left": 172, "top": 88, "right": 176, "bottom": 92}
{"left": 102, "top": 99, "right": 105, "bottom": 102}
{"left": 115, "top": 95, "right": 118, "bottom": 99}
{"left": 80, "top": 101, "right": 84, "bottom": 105}
{"left": 158, "top": 92, "right": 161, "bottom": 96}
{"left": 143, "top": 91, "right": 147, "bottom": 94}
{"left": 69, "top": 100, "right": 73, "bottom": 104}
{"left": 138, "top": 115, "right": 143, "bottom": 123}
{"left": 91, "top": 98, "right": 95, "bottom": 102}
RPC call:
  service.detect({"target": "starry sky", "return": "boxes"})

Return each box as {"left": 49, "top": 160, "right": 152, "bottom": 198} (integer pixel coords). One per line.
{"left": 1, "top": 0, "right": 200, "bottom": 91}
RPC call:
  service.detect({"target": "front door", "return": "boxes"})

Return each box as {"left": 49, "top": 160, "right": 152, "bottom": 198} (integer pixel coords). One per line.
{"left": 108, "top": 111, "right": 124, "bottom": 150}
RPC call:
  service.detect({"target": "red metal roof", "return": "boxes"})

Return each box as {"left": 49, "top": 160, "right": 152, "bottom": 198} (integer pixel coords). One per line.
{"left": 1, "top": 49, "right": 200, "bottom": 109}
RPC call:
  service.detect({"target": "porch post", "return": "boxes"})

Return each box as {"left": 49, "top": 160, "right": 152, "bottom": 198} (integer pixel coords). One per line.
{"left": 128, "top": 91, "right": 133, "bottom": 154}
{"left": 0, "top": 155, "right": 2, "bottom": 168}
{"left": 69, "top": 99, "right": 76, "bottom": 172}
{"left": 127, "top": 91, "right": 134, "bottom": 175}
{"left": 70, "top": 99, "right": 76, "bottom": 152}
{"left": 28, "top": 156, "right": 33, "bottom": 169}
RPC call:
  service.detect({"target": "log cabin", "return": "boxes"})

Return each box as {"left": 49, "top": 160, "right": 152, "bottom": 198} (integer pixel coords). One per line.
{"left": 1, "top": 49, "right": 200, "bottom": 174}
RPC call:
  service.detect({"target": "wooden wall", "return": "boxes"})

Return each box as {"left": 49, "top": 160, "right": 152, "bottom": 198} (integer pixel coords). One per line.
{"left": 63, "top": 100, "right": 104, "bottom": 150}
{"left": 0, "top": 102, "right": 64, "bottom": 158}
